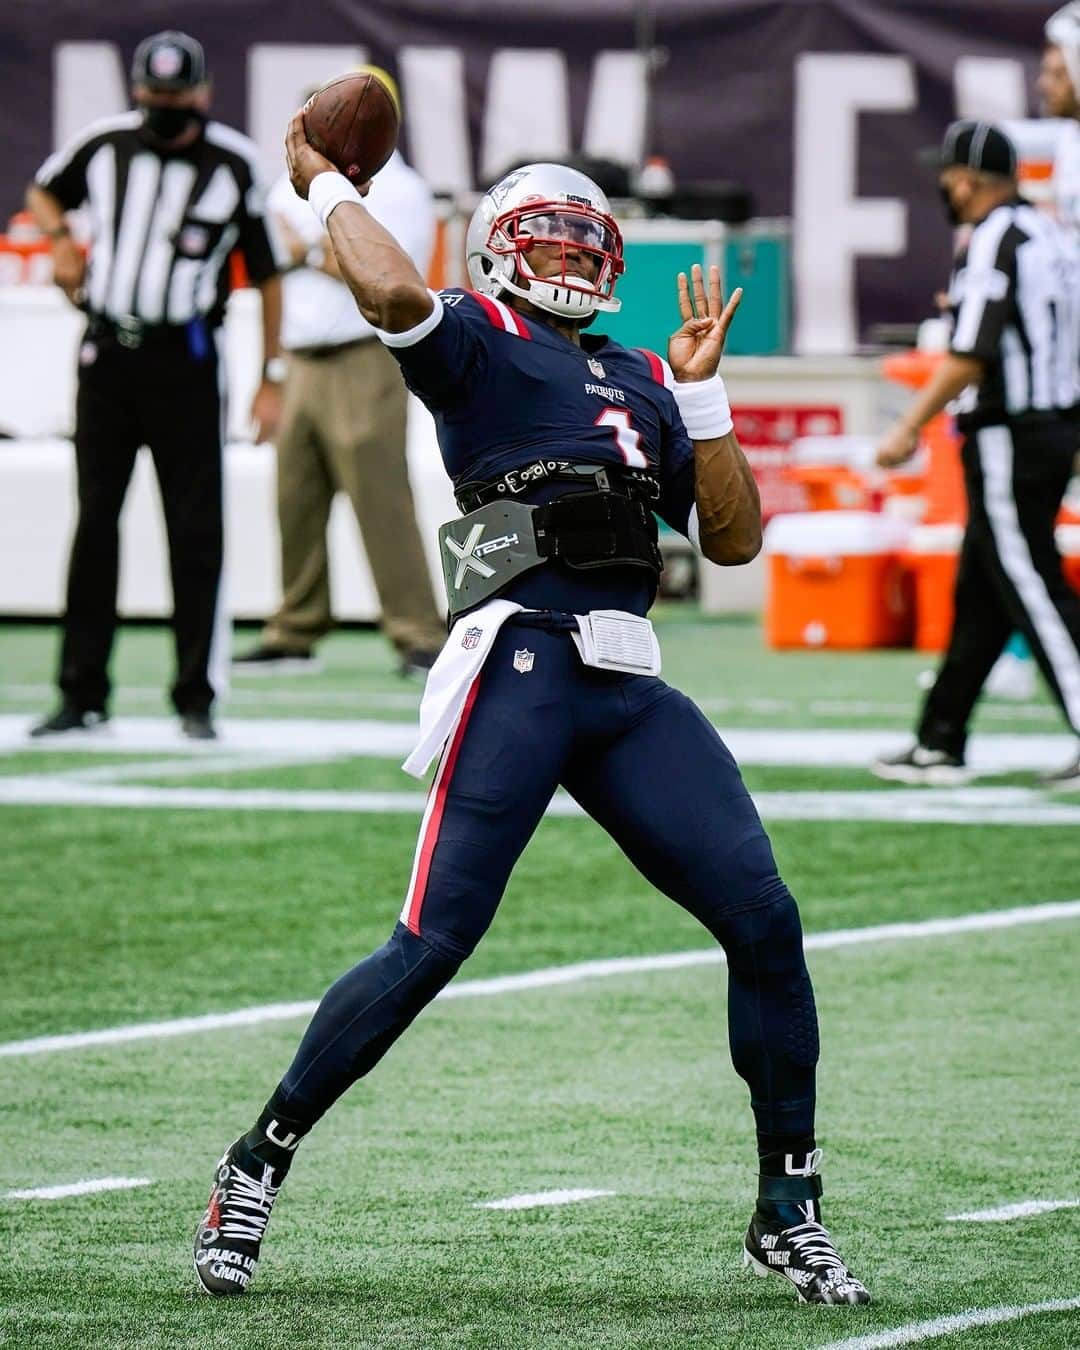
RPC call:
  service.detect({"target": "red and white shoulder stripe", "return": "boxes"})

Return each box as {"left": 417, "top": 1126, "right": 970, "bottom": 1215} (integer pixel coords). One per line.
{"left": 636, "top": 348, "right": 676, "bottom": 390}
{"left": 468, "top": 290, "right": 532, "bottom": 339}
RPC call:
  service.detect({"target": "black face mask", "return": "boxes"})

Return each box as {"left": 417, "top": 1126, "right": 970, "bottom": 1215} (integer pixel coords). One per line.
{"left": 140, "top": 104, "right": 206, "bottom": 144}
{"left": 939, "top": 183, "right": 962, "bottom": 227}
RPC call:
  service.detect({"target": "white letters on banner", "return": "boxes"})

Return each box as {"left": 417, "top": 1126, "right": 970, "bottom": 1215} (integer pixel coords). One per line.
{"left": 50, "top": 40, "right": 1028, "bottom": 354}
{"left": 793, "top": 53, "right": 916, "bottom": 354}
{"left": 953, "top": 56, "right": 1027, "bottom": 120}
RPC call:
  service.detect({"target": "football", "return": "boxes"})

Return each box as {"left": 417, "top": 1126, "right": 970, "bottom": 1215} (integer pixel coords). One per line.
{"left": 302, "top": 71, "right": 399, "bottom": 185}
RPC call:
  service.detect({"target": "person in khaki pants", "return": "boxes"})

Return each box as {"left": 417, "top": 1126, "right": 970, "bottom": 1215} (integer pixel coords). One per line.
{"left": 235, "top": 70, "right": 445, "bottom": 678}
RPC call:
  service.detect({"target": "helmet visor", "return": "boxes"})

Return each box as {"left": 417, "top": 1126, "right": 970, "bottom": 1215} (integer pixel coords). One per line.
{"left": 513, "top": 208, "right": 618, "bottom": 255}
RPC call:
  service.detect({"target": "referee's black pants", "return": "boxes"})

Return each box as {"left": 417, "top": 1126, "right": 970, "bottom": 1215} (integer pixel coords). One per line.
{"left": 919, "top": 420, "right": 1080, "bottom": 756}
{"left": 58, "top": 328, "right": 225, "bottom": 717}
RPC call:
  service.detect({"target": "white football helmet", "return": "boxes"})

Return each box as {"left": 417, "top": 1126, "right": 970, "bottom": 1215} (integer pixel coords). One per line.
{"left": 466, "top": 162, "right": 624, "bottom": 319}
{"left": 1047, "top": 2, "right": 1080, "bottom": 95}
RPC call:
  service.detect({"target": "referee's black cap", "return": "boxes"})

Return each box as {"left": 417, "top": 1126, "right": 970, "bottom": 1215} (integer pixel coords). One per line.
{"left": 938, "top": 120, "right": 1017, "bottom": 177}
{"left": 131, "top": 31, "right": 207, "bottom": 91}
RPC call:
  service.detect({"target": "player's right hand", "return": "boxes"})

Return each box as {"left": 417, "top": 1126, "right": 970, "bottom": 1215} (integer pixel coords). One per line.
{"left": 51, "top": 236, "right": 86, "bottom": 304}
{"left": 285, "top": 112, "right": 371, "bottom": 200}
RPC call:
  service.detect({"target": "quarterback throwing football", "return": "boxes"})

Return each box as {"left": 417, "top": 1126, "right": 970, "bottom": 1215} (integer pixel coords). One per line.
{"left": 193, "top": 111, "right": 870, "bottom": 1307}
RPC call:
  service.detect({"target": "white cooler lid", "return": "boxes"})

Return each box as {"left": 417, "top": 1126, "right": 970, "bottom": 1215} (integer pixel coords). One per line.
{"left": 790, "top": 434, "right": 924, "bottom": 476}
{"left": 763, "top": 510, "right": 912, "bottom": 556}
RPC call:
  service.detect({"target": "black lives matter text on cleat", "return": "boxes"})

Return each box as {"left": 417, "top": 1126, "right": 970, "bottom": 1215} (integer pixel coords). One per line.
{"left": 743, "top": 1205, "right": 871, "bottom": 1306}
{"left": 193, "top": 1138, "right": 283, "bottom": 1296}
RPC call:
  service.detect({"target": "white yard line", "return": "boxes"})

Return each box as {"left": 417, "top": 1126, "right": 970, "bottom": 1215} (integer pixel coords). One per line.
{"left": 0, "top": 714, "right": 1073, "bottom": 772}
{"left": 1, "top": 683, "right": 421, "bottom": 710}
{"left": 946, "top": 1198, "right": 1080, "bottom": 1222}
{"left": 1, "top": 776, "right": 1078, "bottom": 825}
{"left": 3, "top": 1176, "right": 152, "bottom": 1201}
{"left": 1, "top": 899, "right": 1076, "bottom": 1060}
{"left": 476, "top": 1188, "right": 614, "bottom": 1210}
{"left": 58, "top": 750, "right": 350, "bottom": 784}
{"left": 819, "top": 1296, "right": 1080, "bottom": 1350}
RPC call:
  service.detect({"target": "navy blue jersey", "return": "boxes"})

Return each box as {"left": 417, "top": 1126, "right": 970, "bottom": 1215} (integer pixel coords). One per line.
{"left": 379, "top": 287, "right": 697, "bottom": 614}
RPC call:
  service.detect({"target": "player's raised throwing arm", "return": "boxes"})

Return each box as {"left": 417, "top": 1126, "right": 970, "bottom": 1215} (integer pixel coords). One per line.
{"left": 285, "top": 112, "right": 433, "bottom": 333}
{"left": 670, "top": 264, "right": 761, "bottom": 565}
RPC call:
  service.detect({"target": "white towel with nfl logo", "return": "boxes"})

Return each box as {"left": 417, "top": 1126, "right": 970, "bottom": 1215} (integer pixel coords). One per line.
{"left": 402, "top": 598, "right": 526, "bottom": 778}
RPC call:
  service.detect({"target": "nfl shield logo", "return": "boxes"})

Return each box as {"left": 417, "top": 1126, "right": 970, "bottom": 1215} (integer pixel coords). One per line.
{"left": 513, "top": 648, "right": 534, "bottom": 673}
{"left": 588, "top": 357, "right": 606, "bottom": 379}
{"left": 461, "top": 626, "right": 482, "bottom": 650}
{"left": 179, "top": 223, "right": 209, "bottom": 256}
{"left": 150, "top": 45, "right": 184, "bottom": 80}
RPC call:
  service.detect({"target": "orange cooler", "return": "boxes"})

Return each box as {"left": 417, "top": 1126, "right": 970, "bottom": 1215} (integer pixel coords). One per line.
{"left": 905, "top": 522, "right": 965, "bottom": 652}
{"left": 1057, "top": 523, "right": 1080, "bottom": 598}
{"left": 764, "top": 511, "right": 914, "bottom": 649}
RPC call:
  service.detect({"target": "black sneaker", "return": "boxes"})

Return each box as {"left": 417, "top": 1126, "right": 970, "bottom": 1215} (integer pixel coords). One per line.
{"left": 193, "top": 1138, "right": 284, "bottom": 1296}
{"left": 871, "top": 743, "right": 968, "bottom": 785}
{"left": 232, "top": 644, "right": 322, "bottom": 675}
{"left": 743, "top": 1206, "right": 871, "bottom": 1305}
{"left": 398, "top": 648, "right": 440, "bottom": 681}
{"left": 1038, "top": 750, "right": 1080, "bottom": 789}
{"left": 180, "top": 712, "right": 217, "bottom": 741}
{"left": 30, "top": 706, "right": 109, "bottom": 738}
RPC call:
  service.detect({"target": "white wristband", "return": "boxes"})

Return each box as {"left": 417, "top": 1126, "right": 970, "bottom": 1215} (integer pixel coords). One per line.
{"left": 308, "top": 172, "right": 362, "bottom": 230}
{"left": 672, "top": 374, "right": 734, "bottom": 440}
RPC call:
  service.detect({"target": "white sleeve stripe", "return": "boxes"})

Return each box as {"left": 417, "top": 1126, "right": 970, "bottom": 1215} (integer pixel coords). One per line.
{"left": 35, "top": 112, "right": 142, "bottom": 185}
{"left": 376, "top": 290, "right": 445, "bottom": 347}
{"left": 658, "top": 355, "right": 677, "bottom": 391}
{"left": 952, "top": 207, "right": 1016, "bottom": 352}
{"left": 686, "top": 504, "right": 701, "bottom": 551}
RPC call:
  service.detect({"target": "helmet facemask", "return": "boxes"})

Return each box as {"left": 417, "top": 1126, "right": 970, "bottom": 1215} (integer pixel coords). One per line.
{"left": 488, "top": 201, "right": 624, "bottom": 318}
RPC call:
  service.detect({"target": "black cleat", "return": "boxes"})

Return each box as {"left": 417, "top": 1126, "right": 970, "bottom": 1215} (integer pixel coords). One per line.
{"left": 743, "top": 1207, "right": 871, "bottom": 1305}
{"left": 871, "top": 743, "right": 968, "bottom": 785}
{"left": 180, "top": 712, "right": 217, "bottom": 741}
{"left": 193, "top": 1138, "right": 283, "bottom": 1296}
{"left": 1038, "top": 749, "right": 1080, "bottom": 789}
{"left": 398, "top": 648, "right": 440, "bottom": 681}
{"left": 232, "top": 644, "right": 322, "bottom": 675}
{"left": 30, "top": 705, "right": 109, "bottom": 738}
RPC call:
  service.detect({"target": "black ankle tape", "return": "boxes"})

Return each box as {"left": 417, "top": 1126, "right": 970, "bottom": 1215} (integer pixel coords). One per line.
{"left": 757, "top": 1172, "right": 823, "bottom": 1203}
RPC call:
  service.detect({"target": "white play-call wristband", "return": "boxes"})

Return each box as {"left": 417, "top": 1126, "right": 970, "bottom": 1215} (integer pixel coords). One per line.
{"left": 307, "top": 172, "right": 363, "bottom": 230}
{"left": 672, "top": 374, "right": 734, "bottom": 440}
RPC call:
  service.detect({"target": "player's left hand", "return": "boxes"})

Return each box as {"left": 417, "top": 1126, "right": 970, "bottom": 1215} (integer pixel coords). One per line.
{"left": 875, "top": 421, "right": 920, "bottom": 468}
{"left": 286, "top": 111, "right": 372, "bottom": 200}
{"left": 251, "top": 380, "right": 283, "bottom": 443}
{"left": 668, "top": 263, "right": 741, "bottom": 383}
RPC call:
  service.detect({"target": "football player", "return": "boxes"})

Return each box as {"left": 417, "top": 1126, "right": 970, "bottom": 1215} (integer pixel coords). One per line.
{"left": 1042, "top": 2, "right": 1080, "bottom": 234}
{"left": 192, "top": 113, "right": 870, "bottom": 1308}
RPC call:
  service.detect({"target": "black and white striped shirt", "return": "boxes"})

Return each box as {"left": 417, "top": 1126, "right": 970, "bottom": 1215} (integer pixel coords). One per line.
{"left": 948, "top": 197, "right": 1080, "bottom": 427}
{"left": 36, "top": 112, "right": 285, "bottom": 328}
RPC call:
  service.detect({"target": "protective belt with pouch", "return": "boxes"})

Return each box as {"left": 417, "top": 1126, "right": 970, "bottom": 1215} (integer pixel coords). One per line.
{"left": 438, "top": 491, "right": 662, "bottom": 623}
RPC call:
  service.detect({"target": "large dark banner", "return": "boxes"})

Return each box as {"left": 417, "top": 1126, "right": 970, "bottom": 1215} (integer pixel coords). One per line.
{"left": 0, "top": 1, "right": 1058, "bottom": 350}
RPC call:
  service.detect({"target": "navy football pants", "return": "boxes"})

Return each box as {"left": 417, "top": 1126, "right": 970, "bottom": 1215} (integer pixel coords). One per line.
{"left": 278, "top": 614, "right": 819, "bottom": 1138}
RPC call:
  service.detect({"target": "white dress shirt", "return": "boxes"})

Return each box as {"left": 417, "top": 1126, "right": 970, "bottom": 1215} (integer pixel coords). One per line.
{"left": 1054, "top": 119, "right": 1080, "bottom": 238}
{"left": 271, "top": 151, "right": 436, "bottom": 351}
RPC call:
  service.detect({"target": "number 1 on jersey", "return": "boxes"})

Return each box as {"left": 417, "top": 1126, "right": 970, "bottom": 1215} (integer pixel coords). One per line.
{"left": 595, "top": 407, "right": 648, "bottom": 468}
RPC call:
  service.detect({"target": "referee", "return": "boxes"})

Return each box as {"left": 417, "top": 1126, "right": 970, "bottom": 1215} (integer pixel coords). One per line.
{"left": 874, "top": 121, "right": 1080, "bottom": 787}
{"left": 27, "top": 31, "right": 286, "bottom": 741}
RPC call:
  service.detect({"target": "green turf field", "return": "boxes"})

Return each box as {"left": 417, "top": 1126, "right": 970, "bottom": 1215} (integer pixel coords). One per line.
{"left": 1, "top": 617, "right": 1077, "bottom": 1348}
